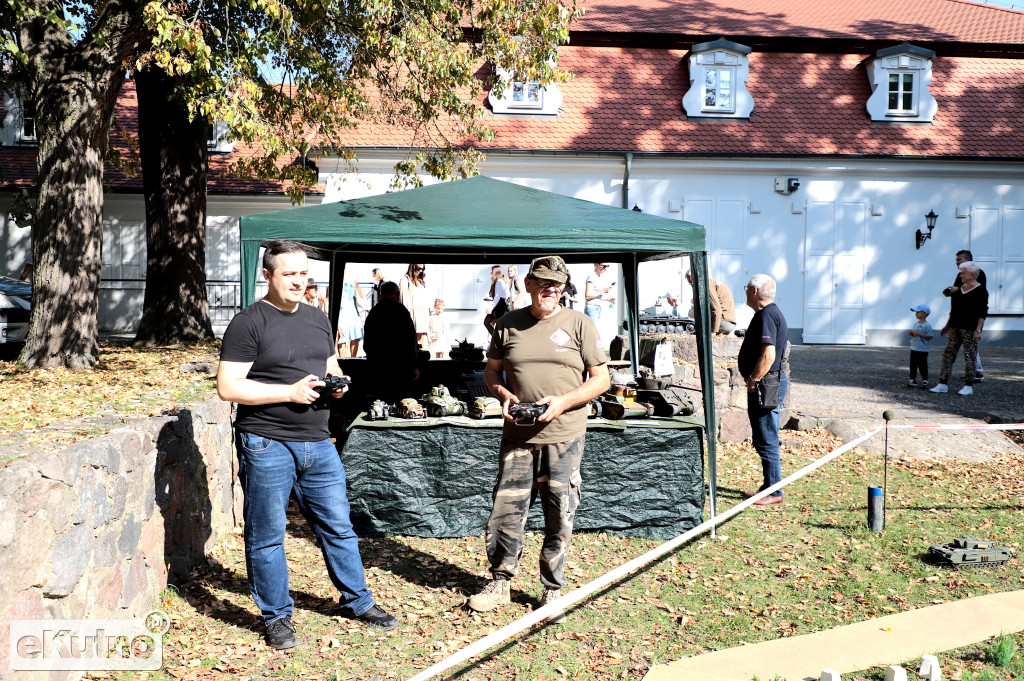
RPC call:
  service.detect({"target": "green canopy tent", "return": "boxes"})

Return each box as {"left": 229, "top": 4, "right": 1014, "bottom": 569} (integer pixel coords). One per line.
{"left": 239, "top": 175, "right": 721, "bottom": 521}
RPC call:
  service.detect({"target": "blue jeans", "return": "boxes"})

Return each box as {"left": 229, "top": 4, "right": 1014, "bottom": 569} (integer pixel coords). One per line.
{"left": 235, "top": 432, "right": 375, "bottom": 623}
{"left": 585, "top": 301, "right": 603, "bottom": 321}
{"left": 746, "top": 373, "right": 789, "bottom": 497}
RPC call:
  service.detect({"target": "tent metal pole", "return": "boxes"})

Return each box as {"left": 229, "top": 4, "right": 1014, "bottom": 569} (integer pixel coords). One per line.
{"left": 625, "top": 253, "right": 641, "bottom": 377}
{"left": 689, "top": 251, "right": 718, "bottom": 538}
{"left": 329, "top": 254, "right": 344, "bottom": 342}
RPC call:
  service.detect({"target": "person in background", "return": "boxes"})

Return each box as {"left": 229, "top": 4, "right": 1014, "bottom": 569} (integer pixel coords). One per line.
{"left": 400, "top": 263, "right": 431, "bottom": 349}
{"left": 429, "top": 298, "right": 451, "bottom": 359}
{"left": 506, "top": 264, "right": 526, "bottom": 310}
{"left": 216, "top": 239, "right": 399, "bottom": 650}
{"left": 943, "top": 249, "right": 986, "bottom": 381}
{"left": 364, "top": 281, "right": 420, "bottom": 404}
{"left": 317, "top": 286, "right": 330, "bottom": 315}
{"left": 584, "top": 262, "right": 616, "bottom": 322}
{"left": 302, "top": 278, "right": 320, "bottom": 307}
{"left": 685, "top": 270, "right": 736, "bottom": 334}
{"left": 931, "top": 261, "right": 987, "bottom": 396}
{"left": 738, "top": 273, "right": 789, "bottom": 507}
{"left": 559, "top": 271, "right": 580, "bottom": 310}
{"left": 368, "top": 267, "right": 386, "bottom": 309}
{"left": 906, "top": 304, "right": 933, "bottom": 389}
{"left": 484, "top": 265, "right": 510, "bottom": 335}
{"left": 469, "top": 255, "right": 609, "bottom": 624}
{"left": 336, "top": 274, "right": 366, "bottom": 358}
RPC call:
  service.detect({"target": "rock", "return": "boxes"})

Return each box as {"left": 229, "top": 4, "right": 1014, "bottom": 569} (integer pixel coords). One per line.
{"left": 118, "top": 515, "right": 143, "bottom": 556}
{"left": 718, "top": 410, "right": 752, "bottom": 442}
{"left": 43, "top": 524, "right": 92, "bottom": 597}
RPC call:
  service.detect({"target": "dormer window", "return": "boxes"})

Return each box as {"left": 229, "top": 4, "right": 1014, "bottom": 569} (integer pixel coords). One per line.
{"left": 206, "top": 119, "right": 235, "bottom": 153}
{"left": 866, "top": 44, "right": 937, "bottom": 123}
{"left": 20, "top": 98, "right": 36, "bottom": 141}
{"left": 487, "top": 41, "right": 563, "bottom": 116}
{"left": 682, "top": 40, "right": 754, "bottom": 119}
{"left": 1, "top": 92, "right": 38, "bottom": 144}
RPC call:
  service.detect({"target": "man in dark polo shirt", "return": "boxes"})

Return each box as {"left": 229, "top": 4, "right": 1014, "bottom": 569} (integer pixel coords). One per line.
{"left": 738, "top": 273, "right": 789, "bottom": 507}
{"left": 468, "top": 255, "right": 610, "bottom": 623}
{"left": 217, "top": 239, "right": 398, "bottom": 650}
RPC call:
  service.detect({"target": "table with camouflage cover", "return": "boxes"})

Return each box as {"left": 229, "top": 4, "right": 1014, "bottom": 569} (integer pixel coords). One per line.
{"left": 339, "top": 414, "right": 705, "bottom": 539}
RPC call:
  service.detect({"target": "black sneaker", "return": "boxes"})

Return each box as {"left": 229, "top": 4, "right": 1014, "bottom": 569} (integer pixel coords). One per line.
{"left": 265, "top": 616, "right": 298, "bottom": 650}
{"left": 352, "top": 605, "right": 400, "bottom": 631}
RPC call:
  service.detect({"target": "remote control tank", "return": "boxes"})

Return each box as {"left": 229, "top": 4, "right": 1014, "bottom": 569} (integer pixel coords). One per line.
{"left": 928, "top": 537, "right": 1013, "bottom": 570}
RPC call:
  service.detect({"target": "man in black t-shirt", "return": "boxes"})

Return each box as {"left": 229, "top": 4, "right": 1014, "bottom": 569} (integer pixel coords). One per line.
{"left": 943, "top": 249, "right": 987, "bottom": 380}
{"left": 737, "top": 273, "right": 789, "bottom": 507}
{"left": 217, "top": 239, "right": 399, "bottom": 650}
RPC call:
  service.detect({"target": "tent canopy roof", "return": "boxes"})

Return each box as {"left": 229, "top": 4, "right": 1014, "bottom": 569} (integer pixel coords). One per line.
{"left": 239, "top": 176, "right": 705, "bottom": 261}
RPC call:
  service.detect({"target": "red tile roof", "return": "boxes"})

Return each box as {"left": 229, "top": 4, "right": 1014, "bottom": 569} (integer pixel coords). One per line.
{"left": 331, "top": 47, "right": 1024, "bottom": 158}
{"left": 573, "top": 0, "right": 1024, "bottom": 45}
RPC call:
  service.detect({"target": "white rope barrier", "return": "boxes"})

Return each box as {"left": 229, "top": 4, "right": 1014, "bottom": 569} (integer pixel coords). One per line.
{"left": 405, "top": 425, "right": 889, "bottom": 681}
{"left": 888, "top": 422, "right": 1024, "bottom": 431}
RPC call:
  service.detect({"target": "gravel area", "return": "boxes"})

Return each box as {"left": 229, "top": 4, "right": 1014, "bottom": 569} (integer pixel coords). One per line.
{"left": 784, "top": 345, "right": 1024, "bottom": 461}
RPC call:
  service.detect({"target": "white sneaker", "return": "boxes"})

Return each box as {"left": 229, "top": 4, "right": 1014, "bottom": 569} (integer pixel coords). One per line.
{"left": 929, "top": 383, "right": 948, "bottom": 393}
{"left": 958, "top": 385, "right": 973, "bottom": 396}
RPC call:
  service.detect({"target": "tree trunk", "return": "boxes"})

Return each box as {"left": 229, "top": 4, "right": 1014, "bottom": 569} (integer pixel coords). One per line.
{"left": 18, "top": 76, "right": 119, "bottom": 368}
{"left": 133, "top": 66, "right": 215, "bottom": 346}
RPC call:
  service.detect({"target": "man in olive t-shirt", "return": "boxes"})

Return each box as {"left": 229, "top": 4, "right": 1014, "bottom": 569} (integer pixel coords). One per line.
{"left": 468, "top": 256, "right": 610, "bottom": 623}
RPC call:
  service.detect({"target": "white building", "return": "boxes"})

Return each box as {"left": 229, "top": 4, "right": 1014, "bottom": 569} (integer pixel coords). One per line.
{"left": 3, "top": 0, "right": 1023, "bottom": 346}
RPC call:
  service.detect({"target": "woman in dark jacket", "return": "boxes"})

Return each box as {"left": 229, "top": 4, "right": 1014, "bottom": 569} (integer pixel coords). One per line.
{"left": 930, "top": 261, "right": 987, "bottom": 396}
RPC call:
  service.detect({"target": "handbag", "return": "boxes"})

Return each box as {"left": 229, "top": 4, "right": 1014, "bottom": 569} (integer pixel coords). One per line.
{"left": 756, "top": 372, "right": 781, "bottom": 410}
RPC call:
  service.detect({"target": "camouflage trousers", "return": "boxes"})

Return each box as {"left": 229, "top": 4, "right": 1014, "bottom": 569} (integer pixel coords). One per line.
{"left": 484, "top": 435, "right": 585, "bottom": 589}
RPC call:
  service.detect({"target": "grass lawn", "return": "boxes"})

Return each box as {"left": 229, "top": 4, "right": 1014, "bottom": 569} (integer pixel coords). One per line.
{"left": 116, "top": 430, "right": 1022, "bottom": 681}
{"left": 5, "top": 344, "right": 1017, "bottom": 681}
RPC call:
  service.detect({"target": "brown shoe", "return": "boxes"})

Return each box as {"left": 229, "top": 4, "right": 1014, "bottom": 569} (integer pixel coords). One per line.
{"left": 741, "top": 490, "right": 758, "bottom": 499}
{"left": 468, "top": 578, "right": 511, "bottom": 612}
{"left": 752, "top": 495, "right": 784, "bottom": 506}
{"left": 538, "top": 588, "right": 566, "bottom": 624}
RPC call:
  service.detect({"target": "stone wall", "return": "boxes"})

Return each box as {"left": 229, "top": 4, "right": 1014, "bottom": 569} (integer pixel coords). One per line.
{"left": 0, "top": 398, "right": 240, "bottom": 680}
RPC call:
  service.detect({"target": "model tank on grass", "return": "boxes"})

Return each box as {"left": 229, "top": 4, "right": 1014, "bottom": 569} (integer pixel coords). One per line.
{"left": 928, "top": 537, "right": 1013, "bottom": 570}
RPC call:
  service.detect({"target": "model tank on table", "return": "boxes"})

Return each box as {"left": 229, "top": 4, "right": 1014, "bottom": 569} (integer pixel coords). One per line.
{"left": 928, "top": 537, "right": 1013, "bottom": 570}
{"left": 421, "top": 385, "right": 468, "bottom": 417}
{"left": 638, "top": 302, "right": 694, "bottom": 334}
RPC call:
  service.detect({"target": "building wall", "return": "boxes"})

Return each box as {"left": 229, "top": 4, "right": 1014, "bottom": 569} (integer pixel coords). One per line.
{"left": 321, "top": 152, "right": 1024, "bottom": 346}
{"left": 2, "top": 153, "right": 1021, "bottom": 346}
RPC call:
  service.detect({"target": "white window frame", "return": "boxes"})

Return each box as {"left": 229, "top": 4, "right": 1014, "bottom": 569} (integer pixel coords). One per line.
{"left": 701, "top": 66, "right": 737, "bottom": 114}
{"left": 509, "top": 79, "right": 544, "bottom": 110}
{"left": 206, "top": 119, "right": 235, "bottom": 153}
{"left": 865, "top": 44, "right": 937, "bottom": 123}
{"left": 1, "top": 92, "right": 38, "bottom": 145}
{"left": 682, "top": 40, "right": 754, "bottom": 119}
{"left": 18, "top": 97, "right": 37, "bottom": 142}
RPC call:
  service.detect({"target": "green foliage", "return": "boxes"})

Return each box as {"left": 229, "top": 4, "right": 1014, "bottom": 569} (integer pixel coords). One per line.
{"left": 135, "top": 0, "right": 581, "bottom": 200}
{"left": 985, "top": 634, "right": 1017, "bottom": 667}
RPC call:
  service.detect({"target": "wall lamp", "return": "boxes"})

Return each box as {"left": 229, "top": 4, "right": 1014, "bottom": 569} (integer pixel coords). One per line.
{"left": 916, "top": 210, "right": 937, "bottom": 249}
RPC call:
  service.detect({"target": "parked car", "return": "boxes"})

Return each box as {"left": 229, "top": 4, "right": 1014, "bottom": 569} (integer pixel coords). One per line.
{"left": 0, "top": 276, "right": 31, "bottom": 345}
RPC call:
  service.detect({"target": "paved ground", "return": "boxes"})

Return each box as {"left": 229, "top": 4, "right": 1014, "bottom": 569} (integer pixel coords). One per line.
{"left": 784, "top": 345, "right": 1024, "bottom": 461}
{"left": 643, "top": 590, "right": 1024, "bottom": 681}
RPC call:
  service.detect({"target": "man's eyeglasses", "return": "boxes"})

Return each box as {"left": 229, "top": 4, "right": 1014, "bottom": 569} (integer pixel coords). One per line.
{"left": 533, "top": 278, "right": 563, "bottom": 290}
{"left": 744, "top": 285, "right": 757, "bottom": 292}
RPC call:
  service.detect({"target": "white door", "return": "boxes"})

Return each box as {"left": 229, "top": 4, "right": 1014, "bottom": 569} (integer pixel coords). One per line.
{"left": 970, "top": 205, "right": 1024, "bottom": 314}
{"left": 803, "top": 200, "right": 867, "bottom": 344}
{"left": 683, "top": 196, "right": 747, "bottom": 297}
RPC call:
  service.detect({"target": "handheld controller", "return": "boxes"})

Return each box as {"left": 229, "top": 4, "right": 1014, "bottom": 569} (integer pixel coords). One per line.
{"left": 315, "top": 375, "right": 352, "bottom": 396}
{"left": 509, "top": 402, "right": 548, "bottom": 425}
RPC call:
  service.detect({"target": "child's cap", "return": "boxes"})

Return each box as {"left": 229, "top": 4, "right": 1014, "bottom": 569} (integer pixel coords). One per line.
{"left": 910, "top": 304, "right": 931, "bottom": 315}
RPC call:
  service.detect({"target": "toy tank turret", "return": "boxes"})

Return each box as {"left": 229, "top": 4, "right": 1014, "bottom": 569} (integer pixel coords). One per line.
{"left": 449, "top": 338, "right": 485, "bottom": 362}
{"left": 928, "top": 536, "right": 1014, "bottom": 570}
{"left": 421, "top": 385, "right": 468, "bottom": 417}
